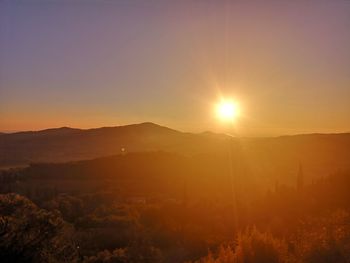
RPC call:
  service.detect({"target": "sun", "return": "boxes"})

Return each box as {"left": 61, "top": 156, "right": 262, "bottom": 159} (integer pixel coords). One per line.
{"left": 216, "top": 100, "right": 240, "bottom": 122}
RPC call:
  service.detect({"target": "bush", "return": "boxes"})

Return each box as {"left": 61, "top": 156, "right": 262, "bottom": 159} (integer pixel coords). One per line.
{"left": 193, "top": 227, "right": 288, "bottom": 263}
{"left": 83, "top": 239, "right": 163, "bottom": 263}
{"left": 0, "top": 193, "right": 78, "bottom": 263}
{"left": 292, "top": 210, "right": 350, "bottom": 263}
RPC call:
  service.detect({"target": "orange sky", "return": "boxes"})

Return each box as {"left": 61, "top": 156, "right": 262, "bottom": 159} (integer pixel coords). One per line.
{"left": 1, "top": 1, "right": 350, "bottom": 136}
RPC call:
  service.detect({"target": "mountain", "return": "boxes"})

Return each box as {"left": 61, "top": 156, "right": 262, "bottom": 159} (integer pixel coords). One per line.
{"left": 1, "top": 122, "right": 350, "bottom": 183}
{"left": 0, "top": 122, "right": 227, "bottom": 167}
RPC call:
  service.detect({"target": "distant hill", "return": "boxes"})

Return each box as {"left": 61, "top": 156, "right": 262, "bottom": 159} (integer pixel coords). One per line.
{"left": 1, "top": 122, "right": 350, "bottom": 182}
{"left": 0, "top": 123, "right": 227, "bottom": 167}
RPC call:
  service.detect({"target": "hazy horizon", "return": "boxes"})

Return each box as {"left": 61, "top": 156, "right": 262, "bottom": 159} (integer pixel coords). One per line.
{"left": 1, "top": 121, "right": 350, "bottom": 138}
{"left": 1, "top": 1, "right": 350, "bottom": 136}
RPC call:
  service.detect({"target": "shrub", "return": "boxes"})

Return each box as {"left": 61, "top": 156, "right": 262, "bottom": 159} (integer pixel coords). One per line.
{"left": 292, "top": 210, "right": 350, "bottom": 263}
{"left": 0, "top": 193, "right": 78, "bottom": 263}
{"left": 192, "top": 227, "right": 288, "bottom": 263}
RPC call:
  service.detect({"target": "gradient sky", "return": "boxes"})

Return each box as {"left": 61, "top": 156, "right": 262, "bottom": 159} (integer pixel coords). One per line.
{"left": 1, "top": 0, "right": 349, "bottom": 136}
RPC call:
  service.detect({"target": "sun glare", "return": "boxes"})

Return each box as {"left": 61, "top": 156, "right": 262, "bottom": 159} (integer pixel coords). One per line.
{"left": 216, "top": 100, "right": 239, "bottom": 122}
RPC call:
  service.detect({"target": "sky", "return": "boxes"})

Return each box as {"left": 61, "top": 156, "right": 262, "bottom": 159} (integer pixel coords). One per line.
{"left": 1, "top": 0, "right": 350, "bottom": 136}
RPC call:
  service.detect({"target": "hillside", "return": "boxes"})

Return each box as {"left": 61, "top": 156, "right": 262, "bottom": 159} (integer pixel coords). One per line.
{"left": 1, "top": 123, "right": 350, "bottom": 182}
{"left": 0, "top": 123, "right": 194, "bottom": 165}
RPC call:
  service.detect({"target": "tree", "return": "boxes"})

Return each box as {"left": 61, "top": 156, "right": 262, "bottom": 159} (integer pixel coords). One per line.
{"left": 0, "top": 193, "right": 79, "bottom": 263}
{"left": 192, "top": 227, "right": 288, "bottom": 263}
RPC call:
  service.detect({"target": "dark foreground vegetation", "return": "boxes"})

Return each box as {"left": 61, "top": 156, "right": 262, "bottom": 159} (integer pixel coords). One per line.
{"left": 1, "top": 151, "right": 350, "bottom": 262}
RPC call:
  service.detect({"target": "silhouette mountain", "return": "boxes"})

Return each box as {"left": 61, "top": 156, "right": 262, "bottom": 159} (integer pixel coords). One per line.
{"left": 1, "top": 122, "right": 350, "bottom": 181}
{"left": 0, "top": 123, "right": 225, "bottom": 166}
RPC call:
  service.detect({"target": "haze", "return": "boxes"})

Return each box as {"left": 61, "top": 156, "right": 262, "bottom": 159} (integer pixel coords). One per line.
{"left": 1, "top": 0, "right": 350, "bottom": 135}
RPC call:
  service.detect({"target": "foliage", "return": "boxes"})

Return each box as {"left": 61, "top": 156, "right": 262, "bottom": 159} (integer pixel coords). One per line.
{"left": 192, "top": 227, "right": 288, "bottom": 263}
{"left": 0, "top": 193, "right": 78, "bottom": 263}
{"left": 83, "top": 240, "right": 162, "bottom": 263}
{"left": 292, "top": 210, "right": 350, "bottom": 263}
{"left": 1, "top": 156, "right": 350, "bottom": 263}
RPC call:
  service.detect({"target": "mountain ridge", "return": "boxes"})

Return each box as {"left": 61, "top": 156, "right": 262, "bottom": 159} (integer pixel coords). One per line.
{"left": 1, "top": 122, "right": 174, "bottom": 136}
{"left": 1, "top": 122, "right": 350, "bottom": 181}
{"left": 2, "top": 122, "right": 349, "bottom": 138}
